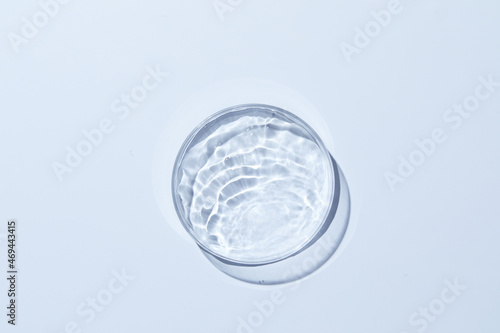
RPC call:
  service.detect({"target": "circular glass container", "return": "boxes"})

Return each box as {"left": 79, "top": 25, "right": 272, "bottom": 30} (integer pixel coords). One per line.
{"left": 172, "top": 104, "right": 350, "bottom": 284}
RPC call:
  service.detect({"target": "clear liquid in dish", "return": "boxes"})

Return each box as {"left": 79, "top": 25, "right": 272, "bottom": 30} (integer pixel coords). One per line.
{"left": 176, "top": 112, "right": 332, "bottom": 263}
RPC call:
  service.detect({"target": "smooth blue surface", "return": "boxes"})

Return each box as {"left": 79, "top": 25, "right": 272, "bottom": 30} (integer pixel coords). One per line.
{"left": 1, "top": 0, "right": 499, "bottom": 332}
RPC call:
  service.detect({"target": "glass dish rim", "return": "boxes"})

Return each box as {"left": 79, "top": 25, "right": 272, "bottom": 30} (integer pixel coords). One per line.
{"left": 171, "top": 103, "right": 336, "bottom": 265}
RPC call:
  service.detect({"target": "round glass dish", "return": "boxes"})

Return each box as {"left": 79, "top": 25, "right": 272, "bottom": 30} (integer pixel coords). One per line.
{"left": 171, "top": 104, "right": 350, "bottom": 284}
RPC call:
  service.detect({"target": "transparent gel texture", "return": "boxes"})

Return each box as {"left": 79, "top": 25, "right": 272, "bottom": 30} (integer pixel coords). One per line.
{"left": 176, "top": 112, "right": 332, "bottom": 263}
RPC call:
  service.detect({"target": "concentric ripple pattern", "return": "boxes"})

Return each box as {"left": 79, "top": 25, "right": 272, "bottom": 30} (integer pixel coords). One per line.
{"left": 177, "top": 114, "right": 331, "bottom": 262}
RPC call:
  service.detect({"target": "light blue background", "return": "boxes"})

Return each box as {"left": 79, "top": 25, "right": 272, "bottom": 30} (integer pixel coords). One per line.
{"left": 1, "top": 0, "right": 499, "bottom": 332}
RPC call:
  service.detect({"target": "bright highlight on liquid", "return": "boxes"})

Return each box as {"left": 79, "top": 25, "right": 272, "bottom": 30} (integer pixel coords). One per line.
{"left": 176, "top": 113, "right": 331, "bottom": 262}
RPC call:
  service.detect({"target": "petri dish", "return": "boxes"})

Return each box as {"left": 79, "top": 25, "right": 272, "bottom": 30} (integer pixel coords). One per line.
{"left": 172, "top": 104, "right": 350, "bottom": 284}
